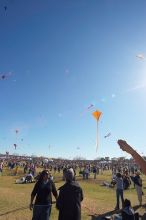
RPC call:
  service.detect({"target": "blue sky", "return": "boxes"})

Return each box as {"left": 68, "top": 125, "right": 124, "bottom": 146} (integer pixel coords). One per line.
{"left": 0, "top": 0, "right": 146, "bottom": 159}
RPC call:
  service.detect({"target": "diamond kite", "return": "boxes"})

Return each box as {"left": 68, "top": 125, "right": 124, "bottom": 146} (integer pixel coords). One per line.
{"left": 92, "top": 110, "right": 102, "bottom": 121}
{"left": 92, "top": 110, "right": 102, "bottom": 152}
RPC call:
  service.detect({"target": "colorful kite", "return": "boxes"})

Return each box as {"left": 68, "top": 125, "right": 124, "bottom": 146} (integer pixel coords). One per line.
{"left": 92, "top": 110, "right": 102, "bottom": 121}
{"left": 92, "top": 110, "right": 102, "bottom": 152}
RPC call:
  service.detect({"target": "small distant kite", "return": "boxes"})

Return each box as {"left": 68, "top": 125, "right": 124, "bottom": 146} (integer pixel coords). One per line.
{"left": 14, "top": 144, "right": 17, "bottom": 149}
{"left": 4, "top": 6, "right": 7, "bottom": 11}
{"left": 15, "top": 129, "right": 19, "bottom": 134}
{"left": 136, "top": 54, "right": 145, "bottom": 60}
{"left": 104, "top": 132, "right": 111, "bottom": 138}
{"left": 87, "top": 104, "right": 94, "bottom": 110}
{"left": 0, "top": 72, "right": 12, "bottom": 80}
{"left": 81, "top": 104, "right": 94, "bottom": 116}
{"left": 21, "top": 138, "right": 23, "bottom": 142}
{"left": 76, "top": 147, "right": 80, "bottom": 150}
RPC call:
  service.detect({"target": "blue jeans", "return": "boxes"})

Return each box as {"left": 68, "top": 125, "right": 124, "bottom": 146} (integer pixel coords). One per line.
{"left": 32, "top": 205, "right": 51, "bottom": 220}
{"left": 116, "top": 189, "right": 124, "bottom": 209}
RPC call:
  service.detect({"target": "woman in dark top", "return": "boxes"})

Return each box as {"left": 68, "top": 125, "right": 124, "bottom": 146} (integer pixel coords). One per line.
{"left": 30, "top": 170, "right": 58, "bottom": 220}
{"left": 56, "top": 168, "right": 83, "bottom": 220}
{"left": 131, "top": 171, "right": 143, "bottom": 205}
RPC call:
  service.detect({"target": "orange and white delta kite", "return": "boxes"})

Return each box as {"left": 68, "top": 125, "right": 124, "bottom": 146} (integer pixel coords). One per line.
{"left": 92, "top": 110, "right": 102, "bottom": 152}
{"left": 92, "top": 110, "right": 102, "bottom": 121}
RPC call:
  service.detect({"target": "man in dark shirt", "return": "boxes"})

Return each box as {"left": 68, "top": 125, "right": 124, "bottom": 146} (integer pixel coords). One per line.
{"left": 30, "top": 170, "right": 58, "bottom": 220}
{"left": 56, "top": 168, "right": 83, "bottom": 220}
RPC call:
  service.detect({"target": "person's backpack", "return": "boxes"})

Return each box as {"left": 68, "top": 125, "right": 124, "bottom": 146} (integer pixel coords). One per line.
{"left": 122, "top": 209, "right": 135, "bottom": 220}
{"left": 134, "top": 212, "right": 139, "bottom": 220}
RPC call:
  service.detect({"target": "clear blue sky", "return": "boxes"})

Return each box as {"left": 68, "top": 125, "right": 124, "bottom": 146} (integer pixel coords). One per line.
{"left": 0, "top": 0, "right": 146, "bottom": 159}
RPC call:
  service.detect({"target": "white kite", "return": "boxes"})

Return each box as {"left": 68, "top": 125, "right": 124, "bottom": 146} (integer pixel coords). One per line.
{"left": 136, "top": 54, "right": 145, "bottom": 60}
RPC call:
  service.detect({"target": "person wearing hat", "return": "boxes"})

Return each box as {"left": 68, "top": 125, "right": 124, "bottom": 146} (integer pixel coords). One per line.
{"left": 29, "top": 170, "right": 58, "bottom": 220}
{"left": 56, "top": 168, "right": 83, "bottom": 220}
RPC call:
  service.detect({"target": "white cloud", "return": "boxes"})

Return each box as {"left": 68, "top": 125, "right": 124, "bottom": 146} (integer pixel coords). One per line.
{"left": 111, "top": 94, "right": 116, "bottom": 98}
{"left": 127, "top": 83, "right": 146, "bottom": 92}
{"left": 101, "top": 98, "right": 106, "bottom": 102}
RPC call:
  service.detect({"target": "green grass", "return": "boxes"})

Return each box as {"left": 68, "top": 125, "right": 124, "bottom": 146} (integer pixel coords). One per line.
{"left": 0, "top": 169, "right": 146, "bottom": 220}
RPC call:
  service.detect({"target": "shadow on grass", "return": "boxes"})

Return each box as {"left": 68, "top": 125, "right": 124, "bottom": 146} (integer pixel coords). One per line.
{"left": 90, "top": 204, "right": 146, "bottom": 220}
{"left": 0, "top": 202, "right": 57, "bottom": 217}
{"left": 0, "top": 206, "right": 28, "bottom": 216}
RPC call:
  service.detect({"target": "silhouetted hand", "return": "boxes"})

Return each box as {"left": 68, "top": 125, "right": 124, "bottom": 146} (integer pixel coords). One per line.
{"left": 117, "top": 139, "right": 134, "bottom": 155}
{"left": 29, "top": 203, "right": 33, "bottom": 210}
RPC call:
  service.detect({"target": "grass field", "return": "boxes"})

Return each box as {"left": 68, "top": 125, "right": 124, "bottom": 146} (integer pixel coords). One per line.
{"left": 0, "top": 168, "right": 146, "bottom": 220}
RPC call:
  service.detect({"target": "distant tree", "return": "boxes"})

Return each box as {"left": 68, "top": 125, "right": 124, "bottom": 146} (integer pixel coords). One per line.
{"left": 73, "top": 156, "right": 86, "bottom": 160}
{"left": 13, "top": 153, "right": 19, "bottom": 156}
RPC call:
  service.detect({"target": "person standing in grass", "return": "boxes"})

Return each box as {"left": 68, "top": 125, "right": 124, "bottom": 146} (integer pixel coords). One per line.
{"left": 14, "top": 164, "right": 19, "bottom": 176}
{"left": 115, "top": 172, "right": 124, "bottom": 210}
{"left": 30, "top": 170, "right": 58, "bottom": 220}
{"left": 0, "top": 161, "right": 3, "bottom": 175}
{"left": 56, "top": 168, "right": 83, "bottom": 220}
{"left": 132, "top": 171, "right": 143, "bottom": 206}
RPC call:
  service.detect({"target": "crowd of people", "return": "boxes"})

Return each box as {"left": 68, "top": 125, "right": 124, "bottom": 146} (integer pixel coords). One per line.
{"left": 0, "top": 139, "right": 146, "bottom": 219}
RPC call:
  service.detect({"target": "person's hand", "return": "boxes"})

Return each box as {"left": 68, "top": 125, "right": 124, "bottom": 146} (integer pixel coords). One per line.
{"left": 29, "top": 203, "right": 33, "bottom": 210}
{"left": 117, "top": 139, "right": 134, "bottom": 155}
